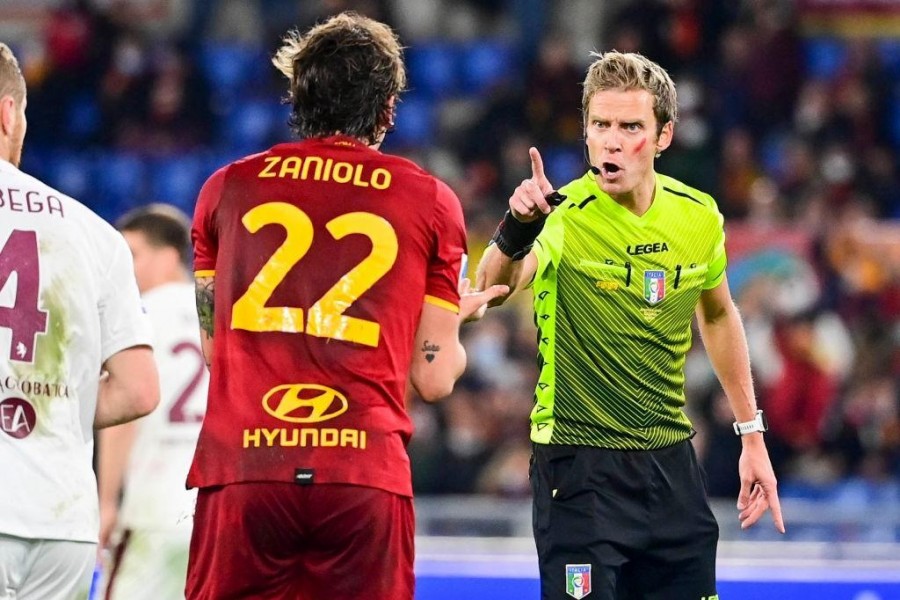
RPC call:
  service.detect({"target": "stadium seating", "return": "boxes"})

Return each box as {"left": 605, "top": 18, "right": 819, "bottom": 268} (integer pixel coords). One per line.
{"left": 44, "top": 150, "right": 93, "bottom": 205}
{"left": 405, "top": 42, "right": 461, "bottom": 99}
{"left": 541, "top": 145, "right": 585, "bottom": 185}
{"left": 198, "top": 43, "right": 268, "bottom": 97}
{"left": 65, "top": 93, "right": 101, "bottom": 142}
{"left": 459, "top": 40, "right": 518, "bottom": 95}
{"left": 94, "top": 152, "right": 148, "bottom": 220}
{"left": 390, "top": 95, "right": 436, "bottom": 148}
{"left": 149, "top": 153, "right": 207, "bottom": 214}
{"left": 876, "top": 39, "right": 900, "bottom": 76}
{"left": 803, "top": 37, "right": 848, "bottom": 80}
{"left": 218, "top": 99, "right": 287, "bottom": 154}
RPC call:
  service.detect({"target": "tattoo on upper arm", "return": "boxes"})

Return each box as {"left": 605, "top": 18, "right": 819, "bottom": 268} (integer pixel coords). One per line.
{"left": 195, "top": 276, "right": 215, "bottom": 338}
{"left": 421, "top": 340, "right": 440, "bottom": 363}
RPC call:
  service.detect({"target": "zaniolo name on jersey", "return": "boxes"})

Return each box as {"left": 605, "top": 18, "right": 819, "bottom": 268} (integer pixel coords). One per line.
{"left": 189, "top": 136, "right": 467, "bottom": 498}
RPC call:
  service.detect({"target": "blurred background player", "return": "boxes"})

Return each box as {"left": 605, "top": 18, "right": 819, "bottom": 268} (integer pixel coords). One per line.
{"left": 185, "top": 12, "right": 507, "bottom": 600}
{"left": 0, "top": 42, "right": 158, "bottom": 600}
{"left": 97, "top": 204, "right": 207, "bottom": 600}
{"left": 477, "top": 51, "right": 783, "bottom": 599}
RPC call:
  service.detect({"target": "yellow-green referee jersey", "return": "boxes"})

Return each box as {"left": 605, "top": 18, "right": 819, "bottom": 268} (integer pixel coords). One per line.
{"left": 529, "top": 171, "right": 727, "bottom": 450}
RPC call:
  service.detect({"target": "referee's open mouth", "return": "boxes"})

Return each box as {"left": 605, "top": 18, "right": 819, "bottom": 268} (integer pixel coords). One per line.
{"left": 600, "top": 162, "right": 622, "bottom": 179}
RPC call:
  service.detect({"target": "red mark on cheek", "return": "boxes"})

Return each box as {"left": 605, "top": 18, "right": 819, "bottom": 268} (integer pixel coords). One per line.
{"left": 633, "top": 139, "right": 646, "bottom": 155}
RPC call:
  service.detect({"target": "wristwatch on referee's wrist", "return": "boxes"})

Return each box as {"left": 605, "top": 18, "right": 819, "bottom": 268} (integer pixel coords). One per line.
{"left": 733, "top": 410, "right": 767, "bottom": 436}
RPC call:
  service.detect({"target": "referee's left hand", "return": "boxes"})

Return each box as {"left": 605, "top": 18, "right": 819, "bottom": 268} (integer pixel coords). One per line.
{"left": 737, "top": 437, "right": 785, "bottom": 533}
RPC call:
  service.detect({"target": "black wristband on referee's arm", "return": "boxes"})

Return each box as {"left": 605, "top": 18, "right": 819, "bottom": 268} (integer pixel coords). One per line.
{"left": 491, "top": 211, "right": 546, "bottom": 261}
{"left": 490, "top": 192, "right": 565, "bottom": 261}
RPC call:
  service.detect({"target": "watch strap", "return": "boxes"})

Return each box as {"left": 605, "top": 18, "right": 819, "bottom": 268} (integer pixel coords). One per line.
{"left": 733, "top": 410, "right": 767, "bottom": 436}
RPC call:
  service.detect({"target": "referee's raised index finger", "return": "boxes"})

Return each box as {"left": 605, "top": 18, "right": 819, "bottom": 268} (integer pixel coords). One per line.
{"left": 529, "top": 147, "right": 545, "bottom": 180}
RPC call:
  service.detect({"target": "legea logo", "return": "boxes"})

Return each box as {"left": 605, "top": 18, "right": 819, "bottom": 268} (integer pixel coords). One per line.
{"left": 262, "top": 384, "right": 348, "bottom": 423}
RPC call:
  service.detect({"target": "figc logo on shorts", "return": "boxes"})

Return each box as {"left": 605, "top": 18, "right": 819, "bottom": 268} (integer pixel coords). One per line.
{"left": 262, "top": 384, "right": 348, "bottom": 423}
{"left": 565, "top": 564, "right": 592, "bottom": 599}
{"left": 643, "top": 270, "right": 666, "bottom": 305}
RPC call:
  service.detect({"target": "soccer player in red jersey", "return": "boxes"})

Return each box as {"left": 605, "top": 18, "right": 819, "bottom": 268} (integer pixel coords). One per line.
{"left": 185, "top": 12, "right": 508, "bottom": 600}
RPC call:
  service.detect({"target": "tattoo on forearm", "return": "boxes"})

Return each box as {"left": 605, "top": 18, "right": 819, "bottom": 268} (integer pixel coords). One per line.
{"left": 195, "top": 277, "right": 215, "bottom": 338}
{"left": 421, "top": 340, "right": 440, "bottom": 363}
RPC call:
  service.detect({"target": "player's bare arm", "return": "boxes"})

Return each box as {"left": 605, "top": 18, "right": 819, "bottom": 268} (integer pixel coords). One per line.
{"left": 97, "top": 421, "right": 138, "bottom": 552}
{"left": 195, "top": 275, "right": 214, "bottom": 366}
{"left": 410, "top": 302, "right": 465, "bottom": 401}
{"left": 410, "top": 279, "right": 508, "bottom": 401}
{"left": 476, "top": 147, "right": 555, "bottom": 305}
{"left": 95, "top": 346, "right": 159, "bottom": 429}
{"left": 696, "top": 278, "right": 785, "bottom": 534}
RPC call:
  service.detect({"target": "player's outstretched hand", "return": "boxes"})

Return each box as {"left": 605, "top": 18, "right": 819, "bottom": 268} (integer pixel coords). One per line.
{"left": 737, "top": 438, "right": 785, "bottom": 534}
{"left": 509, "top": 147, "right": 555, "bottom": 223}
{"left": 459, "top": 278, "right": 509, "bottom": 323}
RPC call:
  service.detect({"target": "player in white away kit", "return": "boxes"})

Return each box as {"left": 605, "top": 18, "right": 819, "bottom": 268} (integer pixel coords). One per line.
{"left": 98, "top": 205, "right": 208, "bottom": 600}
{"left": 0, "top": 43, "right": 159, "bottom": 600}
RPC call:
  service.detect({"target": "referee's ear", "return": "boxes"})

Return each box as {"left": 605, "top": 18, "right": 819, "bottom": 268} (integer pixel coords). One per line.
{"left": 656, "top": 120, "right": 674, "bottom": 155}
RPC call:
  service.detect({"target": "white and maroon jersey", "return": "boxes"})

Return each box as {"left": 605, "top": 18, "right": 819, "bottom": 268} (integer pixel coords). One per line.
{"left": 0, "top": 159, "right": 151, "bottom": 543}
{"left": 119, "top": 281, "right": 207, "bottom": 531}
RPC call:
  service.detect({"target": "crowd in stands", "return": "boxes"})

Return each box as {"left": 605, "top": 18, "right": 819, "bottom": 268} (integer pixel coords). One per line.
{"left": 6, "top": 0, "right": 899, "bottom": 515}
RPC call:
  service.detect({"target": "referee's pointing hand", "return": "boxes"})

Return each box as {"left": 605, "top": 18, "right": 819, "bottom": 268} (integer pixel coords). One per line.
{"left": 509, "top": 147, "right": 555, "bottom": 223}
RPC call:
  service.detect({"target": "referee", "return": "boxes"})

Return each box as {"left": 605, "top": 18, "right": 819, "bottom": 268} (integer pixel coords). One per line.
{"left": 477, "top": 51, "right": 785, "bottom": 600}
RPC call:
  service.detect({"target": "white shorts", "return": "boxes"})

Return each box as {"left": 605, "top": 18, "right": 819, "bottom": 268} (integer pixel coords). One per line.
{"left": 0, "top": 534, "right": 94, "bottom": 600}
{"left": 100, "top": 527, "right": 192, "bottom": 600}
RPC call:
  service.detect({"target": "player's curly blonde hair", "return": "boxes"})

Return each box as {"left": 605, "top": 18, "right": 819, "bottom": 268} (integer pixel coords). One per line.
{"left": 272, "top": 12, "right": 406, "bottom": 145}
{"left": 582, "top": 51, "right": 677, "bottom": 137}
{"left": 0, "top": 43, "right": 26, "bottom": 105}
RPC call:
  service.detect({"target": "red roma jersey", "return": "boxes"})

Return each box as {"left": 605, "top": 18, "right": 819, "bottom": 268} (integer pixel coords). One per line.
{"left": 189, "top": 136, "right": 467, "bottom": 497}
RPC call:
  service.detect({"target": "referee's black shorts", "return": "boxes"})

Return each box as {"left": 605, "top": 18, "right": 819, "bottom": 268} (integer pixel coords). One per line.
{"left": 530, "top": 439, "right": 719, "bottom": 600}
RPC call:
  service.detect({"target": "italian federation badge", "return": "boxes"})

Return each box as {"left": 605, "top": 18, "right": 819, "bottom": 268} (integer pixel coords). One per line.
{"left": 565, "top": 564, "right": 592, "bottom": 599}
{"left": 643, "top": 270, "right": 666, "bottom": 305}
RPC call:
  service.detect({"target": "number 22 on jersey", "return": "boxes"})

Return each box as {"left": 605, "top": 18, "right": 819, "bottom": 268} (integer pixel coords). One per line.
{"left": 0, "top": 230, "right": 49, "bottom": 363}
{"left": 231, "top": 202, "right": 398, "bottom": 348}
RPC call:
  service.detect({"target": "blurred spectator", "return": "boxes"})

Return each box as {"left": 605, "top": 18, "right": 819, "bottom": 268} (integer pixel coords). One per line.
{"left": 524, "top": 33, "right": 583, "bottom": 146}
{"left": 205, "top": 0, "right": 264, "bottom": 45}
{"left": 764, "top": 309, "right": 841, "bottom": 477}
{"left": 116, "top": 45, "right": 212, "bottom": 153}
{"left": 98, "top": 33, "right": 151, "bottom": 146}
{"left": 718, "top": 127, "right": 763, "bottom": 218}
{"left": 742, "top": 0, "right": 803, "bottom": 135}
